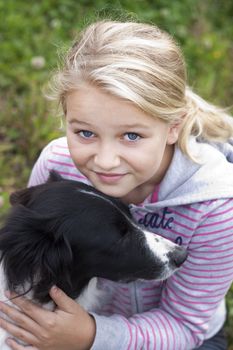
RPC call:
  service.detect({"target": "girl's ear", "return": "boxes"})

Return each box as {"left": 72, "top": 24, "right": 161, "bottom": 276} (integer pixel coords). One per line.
{"left": 167, "top": 120, "right": 184, "bottom": 145}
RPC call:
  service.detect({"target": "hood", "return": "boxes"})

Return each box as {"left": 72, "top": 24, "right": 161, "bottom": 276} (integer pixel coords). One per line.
{"left": 131, "top": 137, "right": 233, "bottom": 210}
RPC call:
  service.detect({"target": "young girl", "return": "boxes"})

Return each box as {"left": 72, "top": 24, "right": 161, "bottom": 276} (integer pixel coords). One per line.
{"left": 1, "top": 20, "right": 233, "bottom": 350}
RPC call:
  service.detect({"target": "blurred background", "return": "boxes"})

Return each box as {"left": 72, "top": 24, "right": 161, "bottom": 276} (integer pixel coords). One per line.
{"left": 0, "top": 0, "right": 233, "bottom": 346}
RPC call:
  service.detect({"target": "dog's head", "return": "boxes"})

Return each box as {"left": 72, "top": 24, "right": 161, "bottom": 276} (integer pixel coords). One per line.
{"left": 0, "top": 171, "right": 187, "bottom": 303}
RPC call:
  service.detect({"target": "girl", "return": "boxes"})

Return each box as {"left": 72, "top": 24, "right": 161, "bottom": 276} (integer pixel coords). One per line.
{"left": 1, "top": 20, "right": 233, "bottom": 350}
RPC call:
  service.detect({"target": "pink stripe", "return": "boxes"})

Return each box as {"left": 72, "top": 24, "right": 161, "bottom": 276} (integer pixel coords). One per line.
{"left": 167, "top": 286, "right": 221, "bottom": 305}
{"left": 48, "top": 159, "right": 75, "bottom": 167}
{"left": 191, "top": 232, "right": 233, "bottom": 243}
{"left": 116, "top": 288, "right": 131, "bottom": 298}
{"left": 52, "top": 151, "right": 72, "bottom": 158}
{"left": 140, "top": 314, "right": 162, "bottom": 350}
{"left": 202, "top": 199, "right": 233, "bottom": 218}
{"left": 142, "top": 284, "right": 163, "bottom": 291}
{"left": 142, "top": 293, "right": 161, "bottom": 298}
{"left": 130, "top": 319, "right": 138, "bottom": 350}
{"left": 189, "top": 251, "right": 232, "bottom": 264}
{"left": 183, "top": 205, "right": 203, "bottom": 213}
{"left": 173, "top": 219, "right": 194, "bottom": 231}
{"left": 167, "top": 227, "right": 190, "bottom": 239}
{"left": 134, "top": 315, "right": 150, "bottom": 350}
{"left": 198, "top": 215, "right": 233, "bottom": 228}
{"left": 146, "top": 329, "right": 150, "bottom": 350}
{"left": 172, "top": 315, "right": 207, "bottom": 327}
{"left": 191, "top": 244, "right": 233, "bottom": 253}
{"left": 104, "top": 303, "right": 129, "bottom": 315}
{"left": 143, "top": 300, "right": 159, "bottom": 307}
{"left": 188, "top": 251, "right": 233, "bottom": 261}
{"left": 180, "top": 268, "right": 233, "bottom": 279}
{"left": 121, "top": 317, "right": 133, "bottom": 350}
{"left": 163, "top": 294, "right": 218, "bottom": 313}
{"left": 161, "top": 312, "right": 176, "bottom": 350}
{"left": 156, "top": 313, "right": 170, "bottom": 349}
{"left": 116, "top": 294, "right": 131, "bottom": 303}
{"left": 115, "top": 295, "right": 131, "bottom": 305}
{"left": 177, "top": 274, "right": 232, "bottom": 286}
{"left": 167, "top": 283, "right": 224, "bottom": 300}
{"left": 187, "top": 257, "right": 233, "bottom": 267}
{"left": 118, "top": 286, "right": 130, "bottom": 292}
{"left": 161, "top": 297, "right": 212, "bottom": 317}
{"left": 194, "top": 224, "right": 233, "bottom": 236}
{"left": 170, "top": 209, "right": 199, "bottom": 222}
{"left": 171, "top": 275, "right": 228, "bottom": 295}
{"left": 54, "top": 144, "right": 68, "bottom": 149}
{"left": 201, "top": 200, "right": 217, "bottom": 206}
{"left": 47, "top": 168, "right": 86, "bottom": 180}
{"left": 183, "top": 264, "right": 233, "bottom": 273}
{"left": 150, "top": 185, "right": 159, "bottom": 203}
{"left": 132, "top": 321, "right": 145, "bottom": 350}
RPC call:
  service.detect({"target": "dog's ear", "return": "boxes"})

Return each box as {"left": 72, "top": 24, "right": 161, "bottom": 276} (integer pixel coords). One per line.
{"left": 47, "top": 170, "right": 63, "bottom": 183}
{"left": 0, "top": 204, "right": 73, "bottom": 303}
{"left": 10, "top": 187, "right": 35, "bottom": 206}
{"left": 10, "top": 171, "right": 63, "bottom": 206}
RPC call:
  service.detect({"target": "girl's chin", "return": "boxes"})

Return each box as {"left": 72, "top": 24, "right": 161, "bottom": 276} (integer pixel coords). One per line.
{"left": 93, "top": 182, "right": 130, "bottom": 199}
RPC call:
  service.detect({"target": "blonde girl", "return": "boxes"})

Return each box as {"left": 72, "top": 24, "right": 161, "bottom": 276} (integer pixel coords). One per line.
{"left": 1, "top": 20, "right": 233, "bottom": 350}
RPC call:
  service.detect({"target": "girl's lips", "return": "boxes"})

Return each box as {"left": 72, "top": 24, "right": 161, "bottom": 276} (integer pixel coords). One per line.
{"left": 95, "top": 172, "right": 126, "bottom": 183}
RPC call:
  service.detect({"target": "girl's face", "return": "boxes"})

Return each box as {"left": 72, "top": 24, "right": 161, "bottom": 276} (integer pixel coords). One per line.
{"left": 66, "top": 84, "right": 180, "bottom": 203}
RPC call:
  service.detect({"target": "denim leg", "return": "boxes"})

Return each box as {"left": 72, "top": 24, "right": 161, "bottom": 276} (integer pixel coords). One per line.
{"left": 194, "top": 327, "right": 228, "bottom": 350}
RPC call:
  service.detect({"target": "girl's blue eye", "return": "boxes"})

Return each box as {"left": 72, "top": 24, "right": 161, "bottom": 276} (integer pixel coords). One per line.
{"left": 79, "top": 130, "right": 94, "bottom": 138}
{"left": 124, "top": 132, "right": 141, "bottom": 141}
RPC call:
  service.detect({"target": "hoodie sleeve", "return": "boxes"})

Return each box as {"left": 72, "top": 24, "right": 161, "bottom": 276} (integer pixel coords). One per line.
{"left": 27, "top": 141, "right": 53, "bottom": 186}
{"left": 90, "top": 198, "right": 233, "bottom": 350}
{"left": 27, "top": 137, "right": 88, "bottom": 186}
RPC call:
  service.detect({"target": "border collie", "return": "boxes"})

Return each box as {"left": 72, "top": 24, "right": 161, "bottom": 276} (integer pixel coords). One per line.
{"left": 0, "top": 171, "right": 187, "bottom": 348}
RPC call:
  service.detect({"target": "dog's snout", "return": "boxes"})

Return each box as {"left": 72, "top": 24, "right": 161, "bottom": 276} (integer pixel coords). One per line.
{"left": 169, "top": 247, "right": 188, "bottom": 268}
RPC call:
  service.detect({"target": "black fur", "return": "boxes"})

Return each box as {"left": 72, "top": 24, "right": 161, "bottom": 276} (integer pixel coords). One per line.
{"left": 0, "top": 171, "right": 187, "bottom": 304}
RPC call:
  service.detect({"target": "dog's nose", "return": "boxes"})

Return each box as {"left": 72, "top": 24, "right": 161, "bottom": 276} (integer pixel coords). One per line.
{"left": 169, "top": 247, "right": 188, "bottom": 267}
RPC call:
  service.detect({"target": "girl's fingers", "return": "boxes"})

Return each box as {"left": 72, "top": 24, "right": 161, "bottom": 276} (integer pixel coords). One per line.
{"left": 0, "top": 316, "right": 38, "bottom": 345}
{"left": 6, "top": 338, "right": 38, "bottom": 350}
{"left": 5, "top": 293, "right": 51, "bottom": 327}
{"left": 49, "top": 286, "right": 78, "bottom": 313}
{"left": 0, "top": 300, "right": 42, "bottom": 336}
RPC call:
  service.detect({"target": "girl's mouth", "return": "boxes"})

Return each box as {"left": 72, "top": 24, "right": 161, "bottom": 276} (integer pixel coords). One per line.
{"left": 95, "top": 172, "right": 126, "bottom": 184}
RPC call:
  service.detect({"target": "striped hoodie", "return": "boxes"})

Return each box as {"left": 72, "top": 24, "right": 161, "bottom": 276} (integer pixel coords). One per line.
{"left": 28, "top": 136, "right": 233, "bottom": 350}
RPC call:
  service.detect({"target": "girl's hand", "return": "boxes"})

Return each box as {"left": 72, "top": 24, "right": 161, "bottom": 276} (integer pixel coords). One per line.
{"left": 0, "top": 286, "right": 96, "bottom": 350}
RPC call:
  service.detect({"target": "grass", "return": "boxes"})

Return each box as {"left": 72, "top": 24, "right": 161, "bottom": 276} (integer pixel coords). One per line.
{"left": 1, "top": 0, "right": 233, "bottom": 346}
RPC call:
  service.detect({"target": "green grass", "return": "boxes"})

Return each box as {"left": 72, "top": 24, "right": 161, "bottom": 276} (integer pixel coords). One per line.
{"left": 1, "top": 0, "right": 233, "bottom": 346}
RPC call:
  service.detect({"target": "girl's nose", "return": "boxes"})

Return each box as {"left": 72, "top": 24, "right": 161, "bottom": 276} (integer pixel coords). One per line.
{"left": 94, "top": 144, "right": 121, "bottom": 170}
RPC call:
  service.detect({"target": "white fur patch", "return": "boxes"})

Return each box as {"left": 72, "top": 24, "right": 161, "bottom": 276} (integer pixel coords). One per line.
{"left": 76, "top": 277, "right": 104, "bottom": 312}
{"left": 144, "top": 230, "right": 177, "bottom": 263}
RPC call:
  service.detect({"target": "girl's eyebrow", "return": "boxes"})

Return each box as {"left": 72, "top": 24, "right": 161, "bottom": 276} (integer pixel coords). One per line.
{"left": 68, "top": 119, "right": 92, "bottom": 126}
{"left": 122, "top": 123, "right": 150, "bottom": 129}
{"left": 68, "top": 119, "right": 150, "bottom": 130}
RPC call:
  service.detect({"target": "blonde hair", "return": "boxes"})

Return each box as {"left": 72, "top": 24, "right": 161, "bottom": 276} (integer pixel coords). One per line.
{"left": 50, "top": 20, "right": 233, "bottom": 159}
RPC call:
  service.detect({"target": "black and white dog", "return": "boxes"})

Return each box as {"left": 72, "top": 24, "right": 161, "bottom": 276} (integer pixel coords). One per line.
{"left": 0, "top": 171, "right": 187, "bottom": 348}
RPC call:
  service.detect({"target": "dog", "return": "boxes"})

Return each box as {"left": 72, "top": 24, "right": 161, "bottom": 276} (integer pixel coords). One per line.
{"left": 0, "top": 171, "right": 187, "bottom": 348}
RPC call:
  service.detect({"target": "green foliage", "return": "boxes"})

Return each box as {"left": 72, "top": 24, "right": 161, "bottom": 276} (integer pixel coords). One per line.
{"left": 0, "top": 0, "right": 233, "bottom": 345}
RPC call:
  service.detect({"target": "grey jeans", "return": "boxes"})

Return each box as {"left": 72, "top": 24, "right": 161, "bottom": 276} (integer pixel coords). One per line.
{"left": 195, "top": 327, "right": 227, "bottom": 350}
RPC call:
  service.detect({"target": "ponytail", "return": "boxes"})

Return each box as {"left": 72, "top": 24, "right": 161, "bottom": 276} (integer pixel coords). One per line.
{"left": 179, "top": 87, "right": 233, "bottom": 159}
